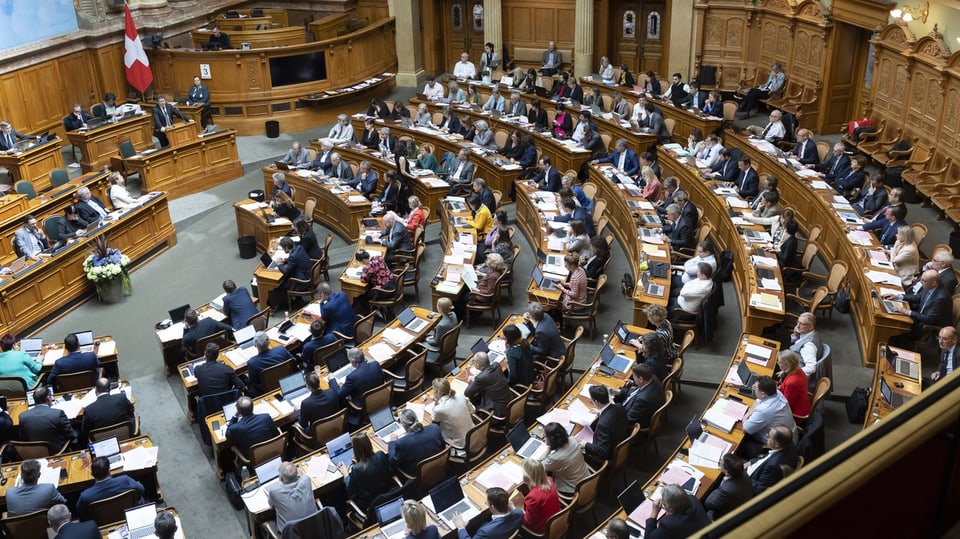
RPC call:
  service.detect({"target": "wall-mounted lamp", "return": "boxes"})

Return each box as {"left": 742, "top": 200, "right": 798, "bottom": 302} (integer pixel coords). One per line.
{"left": 890, "top": 1, "right": 929, "bottom": 23}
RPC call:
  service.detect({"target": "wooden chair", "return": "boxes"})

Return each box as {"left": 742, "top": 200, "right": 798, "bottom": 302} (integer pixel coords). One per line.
{"left": 489, "top": 386, "right": 530, "bottom": 440}
{"left": 259, "top": 359, "right": 297, "bottom": 396}
{"left": 423, "top": 321, "right": 462, "bottom": 376}
{"left": 399, "top": 243, "right": 426, "bottom": 298}
{"left": 465, "top": 272, "right": 506, "bottom": 327}
{"left": 286, "top": 260, "right": 324, "bottom": 307}
{"left": 526, "top": 361, "right": 561, "bottom": 414}
{"left": 782, "top": 241, "right": 820, "bottom": 289}
{"left": 43, "top": 216, "right": 64, "bottom": 242}
{"left": 369, "top": 266, "right": 407, "bottom": 320}
{"left": 384, "top": 348, "right": 427, "bottom": 403}
{"left": 795, "top": 377, "right": 832, "bottom": 425}
{"left": 0, "top": 508, "right": 48, "bottom": 539}
{"left": 233, "top": 431, "right": 287, "bottom": 469}
{"left": 247, "top": 308, "right": 270, "bottom": 331}
{"left": 554, "top": 326, "right": 584, "bottom": 388}
{"left": 607, "top": 423, "right": 642, "bottom": 493}
{"left": 911, "top": 223, "right": 928, "bottom": 246}
{"left": 195, "top": 330, "right": 232, "bottom": 358}
{"left": 317, "top": 233, "right": 333, "bottom": 280}
{"left": 333, "top": 311, "right": 376, "bottom": 346}
{"left": 676, "top": 329, "right": 695, "bottom": 359}
{"left": 399, "top": 445, "right": 450, "bottom": 497}
{"left": 661, "top": 357, "right": 683, "bottom": 396}
{"left": 0, "top": 376, "right": 28, "bottom": 399}
{"left": 292, "top": 408, "right": 347, "bottom": 454}
{"left": 594, "top": 215, "right": 609, "bottom": 238}
{"left": 303, "top": 197, "right": 317, "bottom": 228}
{"left": 8, "top": 439, "right": 70, "bottom": 460}
{"left": 54, "top": 369, "right": 97, "bottom": 392}
{"left": 449, "top": 414, "right": 491, "bottom": 469}
{"left": 88, "top": 488, "right": 141, "bottom": 527}
{"left": 14, "top": 180, "right": 36, "bottom": 200}
{"left": 592, "top": 198, "right": 607, "bottom": 221}
{"left": 521, "top": 493, "right": 578, "bottom": 538}
{"left": 638, "top": 390, "right": 673, "bottom": 457}
{"left": 501, "top": 245, "right": 522, "bottom": 300}
{"left": 560, "top": 461, "right": 607, "bottom": 528}
{"left": 493, "top": 189, "right": 503, "bottom": 209}
{"left": 346, "top": 381, "right": 392, "bottom": 424}
{"left": 89, "top": 417, "right": 140, "bottom": 442}
{"left": 794, "top": 260, "right": 848, "bottom": 318}
{"left": 562, "top": 274, "right": 607, "bottom": 338}
{"left": 309, "top": 339, "right": 344, "bottom": 369}
{"left": 581, "top": 182, "right": 597, "bottom": 200}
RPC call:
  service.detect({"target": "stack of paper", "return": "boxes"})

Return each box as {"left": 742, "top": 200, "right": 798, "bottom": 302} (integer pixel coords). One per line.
{"left": 745, "top": 344, "right": 773, "bottom": 366}
{"left": 661, "top": 459, "right": 704, "bottom": 493}
{"left": 367, "top": 342, "right": 396, "bottom": 364}
{"left": 475, "top": 461, "right": 523, "bottom": 492}
{"left": 225, "top": 346, "right": 258, "bottom": 367}
{"left": 689, "top": 433, "right": 732, "bottom": 469}
{"left": 702, "top": 399, "right": 749, "bottom": 432}
{"left": 536, "top": 407, "right": 571, "bottom": 427}
{"left": 122, "top": 446, "right": 159, "bottom": 471}
{"left": 749, "top": 293, "right": 782, "bottom": 311}
{"left": 382, "top": 328, "right": 415, "bottom": 348}
{"left": 726, "top": 197, "right": 749, "bottom": 209}
{"left": 568, "top": 398, "right": 598, "bottom": 427}
{"left": 253, "top": 401, "right": 279, "bottom": 419}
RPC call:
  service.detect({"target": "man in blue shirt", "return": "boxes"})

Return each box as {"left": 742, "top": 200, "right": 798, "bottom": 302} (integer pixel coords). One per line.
{"left": 740, "top": 376, "right": 796, "bottom": 458}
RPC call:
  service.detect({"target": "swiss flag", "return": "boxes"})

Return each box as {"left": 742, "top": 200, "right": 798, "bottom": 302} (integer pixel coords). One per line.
{"left": 123, "top": 4, "right": 153, "bottom": 93}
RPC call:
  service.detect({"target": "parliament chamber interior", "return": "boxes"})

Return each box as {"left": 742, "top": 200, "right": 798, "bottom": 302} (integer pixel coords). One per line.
{"left": 0, "top": 0, "right": 959, "bottom": 537}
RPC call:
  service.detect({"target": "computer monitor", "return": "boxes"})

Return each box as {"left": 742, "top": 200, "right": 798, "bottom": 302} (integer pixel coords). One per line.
{"left": 278, "top": 373, "right": 306, "bottom": 398}
{"left": 72, "top": 330, "right": 94, "bottom": 350}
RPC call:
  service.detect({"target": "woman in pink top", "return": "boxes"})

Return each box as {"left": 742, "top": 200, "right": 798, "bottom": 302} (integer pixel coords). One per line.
{"left": 521, "top": 459, "right": 561, "bottom": 535}
{"left": 557, "top": 253, "right": 588, "bottom": 314}
{"left": 640, "top": 166, "right": 663, "bottom": 204}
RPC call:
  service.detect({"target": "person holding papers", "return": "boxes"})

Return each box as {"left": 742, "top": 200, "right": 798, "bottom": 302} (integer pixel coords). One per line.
{"left": 343, "top": 433, "right": 394, "bottom": 514}
{"left": 76, "top": 457, "right": 145, "bottom": 520}
{"left": 0, "top": 333, "right": 41, "bottom": 388}
{"left": 431, "top": 378, "right": 475, "bottom": 447}
{"left": 461, "top": 254, "right": 505, "bottom": 317}
{"left": 539, "top": 422, "right": 591, "bottom": 496}
{"left": 788, "top": 129, "right": 819, "bottom": 165}
{"left": 702, "top": 149, "right": 738, "bottom": 183}
{"left": 523, "top": 302, "right": 565, "bottom": 360}
{"left": 464, "top": 352, "right": 513, "bottom": 417}
{"left": 644, "top": 483, "right": 711, "bottom": 539}
{"left": 776, "top": 351, "right": 810, "bottom": 417}
{"left": 885, "top": 269, "right": 952, "bottom": 345}
{"left": 581, "top": 385, "right": 630, "bottom": 465}
{"left": 181, "top": 308, "right": 232, "bottom": 358}
{"left": 740, "top": 377, "right": 796, "bottom": 459}
{"left": 746, "top": 425, "right": 798, "bottom": 493}
{"left": 225, "top": 396, "right": 279, "bottom": 459}
{"left": 437, "top": 107, "right": 461, "bottom": 134}
{"left": 327, "top": 114, "right": 354, "bottom": 142}
{"left": 195, "top": 343, "right": 244, "bottom": 397}
{"left": 5, "top": 459, "right": 66, "bottom": 515}
{"left": 247, "top": 333, "right": 296, "bottom": 396}
{"left": 388, "top": 409, "right": 445, "bottom": 477}
{"left": 703, "top": 454, "right": 754, "bottom": 519}
{"left": 520, "top": 459, "right": 561, "bottom": 535}
{"left": 503, "top": 324, "right": 534, "bottom": 387}
{"left": 612, "top": 363, "right": 666, "bottom": 428}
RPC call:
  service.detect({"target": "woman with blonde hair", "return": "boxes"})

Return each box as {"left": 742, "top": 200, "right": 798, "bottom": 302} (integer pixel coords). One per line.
{"left": 447, "top": 81, "right": 466, "bottom": 104}
{"left": 271, "top": 191, "right": 302, "bottom": 221}
{"left": 640, "top": 166, "right": 663, "bottom": 204}
{"left": 402, "top": 500, "right": 440, "bottom": 539}
{"left": 415, "top": 143, "right": 441, "bottom": 173}
{"left": 404, "top": 195, "right": 427, "bottom": 235}
{"left": 431, "top": 377, "right": 475, "bottom": 447}
{"left": 644, "top": 304, "right": 677, "bottom": 362}
{"left": 108, "top": 172, "right": 137, "bottom": 209}
{"left": 890, "top": 225, "right": 919, "bottom": 286}
{"left": 521, "top": 459, "right": 561, "bottom": 535}
{"left": 425, "top": 297, "right": 457, "bottom": 363}
{"left": 776, "top": 350, "right": 810, "bottom": 417}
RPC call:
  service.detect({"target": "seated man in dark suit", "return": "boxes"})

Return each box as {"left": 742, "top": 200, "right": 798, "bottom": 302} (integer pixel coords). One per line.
{"left": 225, "top": 396, "right": 280, "bottom": 459}
{"left": 181, "top": 308, "right": 232, "bottom": 359}
{"left": 930, "top": 327, "right": 960, "bottom": 386}
{"left": 81, "top": 378, "right": 135, "bottom": 443}
{"left": 747, "top": 424, "right": 798, "bottom": 494}
{"left": 704, "top": 149, "right": 739, "bottom": 183}
{"left": 338, "top": 348, "right": 384, "bottom": 422}
{"left": 47, "top": 333, "right": 100, "bottom": 390}
{"left": 387, "top": 408, "right": 445, "bottom": 477}
{"left": 298, "top": 372, "right": 340, "bottom": 429}
{"left": 833, "top": 154, "right": 866, "bottom": 196}
{"left": 732, "top": 157, "right": 759, "bottom": 199}
{"left": 247, "top": 332, "right": 296, "bottom": 396}
{"left": 704, "top": 453, "right": 754, "bottom": 519}
{"left": 860, "top": 204, "right": 908, "bottom": 248}
{"left": 76, "top": 457, "right": 145, "bottom": 520}
{"left": 523, "top": 302, "right": 565, "bottom": 360}
{"left": 594, "top": 138, "right": 640, "bottom": 177}
{"left": 533, "top": 157, "right": 562, "bottom": 192}
{"left": 19, "top": 387, "right": 75, "bottom": 451}
{"left": 885, "top": 269, "right": 952, "bottom": 345}
{"left": 75, "top": 186, "right": 111, "bottom": 224}
{"left": 207, "top": 25, "right": 232, "bottom": 49}
{"left": 300, "top": 319, "right": 338, "bottom": 369}
{"left": 553, "top": 198, "right": 596, "bottom": 237}
{"left": 347, "top": 160, "right": 379, "bottom": 199}
{"left": 810, "top": 141, "right": 850, "bottom": 182}
{"left": 581, "top": 385, "right": 630, "bottom": 465}
{"left": 661, "top": 203, "right": 696, "bottom": 251}
{"left": 316, "top": 282, "right": 355, "bottom": 338}
{"left": 644, "top": 484, "right": 711, "bottom": 538}
{"left": 47, "top": 504, "right": 100, "bottom": 539}
{"left": 612, "top": 363, "right": 666, "bottom": 428}
{"left": 788, "top": 128, "right": 819, "bottom": 166}
{"left": 851, "top": 174, "right": 888, "bottom": 216}
{"left": 0, "top": 120, "right": 38, "bottom": 154}
{"left": 194, "top": 343, "right": 244, "bottom": 397}
{"left": 151, "top": 94, "right": 190, "bottom": 148}
{"left": 5, "top": 459, "right": 66, "bottom": 515}
{"left": 379, "top": 212, "right": 413, "bottom": 265}
{"left": 464, "top": 352, "right": 513, "bottom": 418}
{"left": 452, "top": 487, "right": 524, "bottom": 539}
{"left": 221, "top": 280, "right": 258, "bottom": 330}
{"left": 63, "top": 104, "right": 94, "bottom": 132}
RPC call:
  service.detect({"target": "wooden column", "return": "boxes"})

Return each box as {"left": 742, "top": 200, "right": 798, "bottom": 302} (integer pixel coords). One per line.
{"left": 484, "top": 0, "right": 503, "bottom": 55}
{"left": 388, "top": 0, "right": 425, "bottom": 86}
{"left": 574, "top": 0, "right": 594, "bottom": 78}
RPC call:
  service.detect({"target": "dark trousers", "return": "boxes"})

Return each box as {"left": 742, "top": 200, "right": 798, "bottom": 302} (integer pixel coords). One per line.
{"left": 740, "top": 88, "right": 770, "bottom": 112}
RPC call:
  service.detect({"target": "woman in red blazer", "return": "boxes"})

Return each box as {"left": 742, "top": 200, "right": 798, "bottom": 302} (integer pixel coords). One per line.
{"left": 777, "top": 350, "right": 811, "bottom": 417}
{"left": 521, "top": 459, "right": 561, "bottom": 535}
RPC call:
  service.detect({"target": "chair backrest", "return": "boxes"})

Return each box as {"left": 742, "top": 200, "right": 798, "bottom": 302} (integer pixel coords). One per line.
{"left": 353, "top": 311, "right": 377, "bottom": 344}
{"left": 402, "top": 349, "right": 427, "bottom": 388}
{"left": 592, "top": 198, "right": 607, "bottom": 221}
{"left": 417, "top": 446, "right": 450, "bottom": 490}
{"left": 303, "top": 197, "right": 317, "bottom": 223}
{"left": 492, "top": 190, "right": 503, "bottom": 209}
{"left": 0, "top": 508, "right": 48, "bottom": 539}
{"left": 595, "top": 215, "right": 609, "bottom": 237}
{"left": 43, "top": 216, "right": 63, "bottom": 242}
{"left": 494, "top": 130, "right": 509, "bottom": 148}
{"left": 911, "top": 223, "right": 928, "bottom": 245}
{"left": 0, "top": 376, "right": 27, "bottom": 399}
{"left": 461, "top": 414, "right": 491, "bottom": 458}
{"left": 825, "top": 262, "right": 848, "bottom": 293}
{"left": 436, "top": 321, "right": 463, "bottom": 364}
{"left": 809, "top": 376, "right": 831, "bottom": 413}
{"left": 196, "top": 388, "right": 241, "bottom": 445}
{"left": 581, "top": 182, "right": 597, "bottom": 199}
{"left": 815, "top": 342, "right": 832, "bottom": 387}
{"left": 806, "top": 287, "right": 830, "bottom": 314}
{"left": 55, "top": 369, "right": 96, "bottom": 392}
{"left": 647, "top": 390, "right": 673, "bottom": 437}
{"left": 800, "top": 241, "right": 819, "bottom": 269}
{"left": 118, "top": 139, "right": 136, "bottom": 158}
{"left": 88, "top": 488, "right": 141, "bottom": 527}
{"left": 561, "top": 326, "right": 585, "bottom": 368}
{"left": 805, "top": 225, "right": 822, "bottom": 246}
{"left": 503, "top": 385, "right": 531, "bottom": 424}
{"left": 89, "top": 419, "right": 135, "bottom": 442}
{"left": 723, "top": 100, "right": 739, "bottom": 121}
{"left": 677, "top": 330, "right": 695, "bottom": 359}
{"left": 10, "top": 440, "right": 52, "bottom": 460}
{"left": 281, "top": 507, "right": 345, "bottom": 539}
{"left": 247, "top": 308, "right": 270, "bottom": 331}
{"left": 664, "top": 117, "right": 675, "bottom": 135}
{"left": 194, "top": 330, "right": 231, "bottom": 358}
{"left": 49, "top": 168, "right": 70, "bottom": 187}
{"left": 260, "top": 359, "right": 297, "bottom": 395}
{"left": 542, "top": 492, "right": 578, "bottom": 538}
{"left": 361, "top": 381, "right": 393, "bottom": 415}
{"left": 248, "top": 431, "right": 287, "bottom": 467}
{"left": 952, "top": 294, "right": 960, "bottom": 327}
{"left": 572, "top": 460, "right": 607, "bottom": 511}
{"left": 662, "top": 357, "right": 683, "bottom": 392}
{"left": 311, "top": 408, "right": 348, "bottom": 447}
{"left": 14, "top": 180, "right": 36, "bottom": 200}
{"left": 612, "top": 424, "right": 640, "bottom": 473}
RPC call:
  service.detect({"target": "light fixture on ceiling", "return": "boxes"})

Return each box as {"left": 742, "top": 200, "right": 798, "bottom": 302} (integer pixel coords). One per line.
{"left": 890, "top": 1, "right": 929, "bottom": 23}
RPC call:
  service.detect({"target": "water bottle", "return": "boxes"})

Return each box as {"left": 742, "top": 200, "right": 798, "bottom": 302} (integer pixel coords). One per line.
{"left": 240, "top": 465, "right": 250, "bottom": 483}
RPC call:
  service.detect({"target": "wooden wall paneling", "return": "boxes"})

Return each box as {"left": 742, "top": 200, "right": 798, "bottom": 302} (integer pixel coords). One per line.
{"left": 56, "top": 52, "right": 98, "bottom": 110}
{"left": 93, "top": 44, "right": 128, "bottom": 105}
{"left": 942, "top": 55, "right": 960, "bottom": 152}
{"left": 593, "top": 0, "right": 609, "bottom": 72}
{"left": 357, "top": 0, "right": 391, "bottom": 23}
{"left": 0, "top": 73, "right": 27, "bottom": 129}
{"left": 502, "top": 0, "right": 574, "bottom": 51}
{"left": 871, "top": 24, "right": 917, "bottom": 126}
{"left": 696, "top": 5, "right": 753, "bottom": 91}
{"left": 21, "top": 62, "right": 65, "bottom": 131}
{"left": 418, "top": 0, "right": 440, "bottom": 78}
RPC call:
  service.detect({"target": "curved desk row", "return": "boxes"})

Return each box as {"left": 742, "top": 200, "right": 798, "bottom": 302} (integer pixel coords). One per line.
{"left": 429, "top": 198, "right": 478, "bottom": 308}
{"left": 66, "top": 113, "right": 154, "bottom": 173}
{"left": 726, "top": 132, "right": 911, "bottom": 366}
{"left": 190, "top": 26, "right": 306, "bottom": 49}
{"left": 0, "top": 192, "right": 176, "bottom": 337}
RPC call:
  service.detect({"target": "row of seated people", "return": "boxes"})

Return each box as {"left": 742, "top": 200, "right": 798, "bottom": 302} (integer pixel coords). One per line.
{"left": 7, "top": 500, "right": 180, "bottom": 539}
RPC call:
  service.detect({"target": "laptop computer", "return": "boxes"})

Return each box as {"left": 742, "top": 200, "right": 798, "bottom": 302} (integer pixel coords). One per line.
{"left": 737, "top": 361, "right": 758, "bottom": 391}
{"left": 398, "top": 307, "right": 428, "bottom": 333}
{"left": 233, "top": 325, "right": 257, "bottom": 349}
{"left": 222, "top": 400, "right": 238, "bottom": 421}
{"left": 19, "top": 338, "right": 42, "bottom": 360}
{"left": 640, "top": 273, "right": 664, "bottom": 296}
{"left": 430, "top": 477, "right": 482, "bottom": 527}
{"left": 259, "top": 252, "right": 279, "bottom": 270}
{"left": 468, "top": 337, "right": 504, "bottom": 365}
{"left": 532, "top": 266, "right": 558, "bottom": 291}
{"left": 123, "top": 503, "right": 158, "bottom": 539}
{"left": 618, "top": 480, "right": 646, "bottom": 537}
{"left": 600, "top": 344, "right": 632, "bottom": 373}
{"left": 885, "top": 347, "right": 920, "bottom": 379}
{"left": 506, "top": 422, "right": 547, "bottom": 459}
{"left": 880, "top": 376, "right": 913, "bottom": 408}
{"left": 254, "top": 455, "right": 283, "bottom": 486}
{"left": 72, "top": 331, "right": 95, "bottom": 353}
{"left": 326, "top": 432, "right": 354, "bottom": 466}
{"left": 536, "top": 249, "right": 565, "bottom": 269}
{"left": 614, "top": 321, "right": 640, "bottom": 345}
{"left": 375, "top": 497, "right": 407, "bottom": 539}
{"left": 168, "top": 304, "right": 190, "bottom": 324}
{"left": 685, "top": 415, "right": 704, "bottom": 443}
{"left": 25, "top": 390, "right": 35, "bottom": 407}
{"left": 279, "top": 372, "right": 309, "bottom": 403}
{"left": 90, "top": 436, "right": 124, "bottom": 469}
{"left": 370, "top": 406, "right": 404, "bottom": 440}
{"left": 534, "top": 86, "right": 551, "bottom": 98}
{"left": 756, "top": 268, "right": 775, "bottom": 280}
{"left": 274, "top": 161, "right": 291, "bottom": 171}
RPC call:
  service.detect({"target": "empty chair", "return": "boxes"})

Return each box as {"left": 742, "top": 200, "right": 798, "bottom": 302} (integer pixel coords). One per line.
{"left": 49, "top": 168, "right": 70, "bottom": 187}
{"left": 14, "top": 180, "right": 36, "bottom": 200}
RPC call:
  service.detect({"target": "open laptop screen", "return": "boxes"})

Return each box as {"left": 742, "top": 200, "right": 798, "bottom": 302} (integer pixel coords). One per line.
{"left": 375, "top": 497, "right": 404, "bottom": 526}
{"left": 91, "top": 436, "right": 121, "bottom": 458}
{"left": 255, "top": 456, "right": 283, "bottom": 484}
{"left": 279, "top": 373, "right": 306, "bottom": 398}
{"left": 168, "top": 304, "right": 190, "bottom": 324}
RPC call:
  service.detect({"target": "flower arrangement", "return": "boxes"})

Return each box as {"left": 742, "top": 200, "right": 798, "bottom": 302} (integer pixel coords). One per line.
{"left": 83, "top": 236, "right": 132, "bottom": 300}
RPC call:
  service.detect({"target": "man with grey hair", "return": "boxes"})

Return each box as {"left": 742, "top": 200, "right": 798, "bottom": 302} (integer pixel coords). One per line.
{"left": 523, "top": 302, "right": 565, "bottom": 359}
{"left": 48, "top": 504, "right": 99, "bottom": 538}
{"left": 267, "top": 461, "right": 319, "bottom": 531}
{"left": 662, "top": 203, "right": 695, "bottom": 250}
{"left": 377, "top": 126, "right": 397, "bottom": 158}
{"left": 278, "top": 141, "right": 310, "bottom": 168}
{"left": 338, "top": 347, "right": 384, "bottom": 424}
{"left": 594, "top": 138, "right": 639, "bottom": 177}
{"left": 310, "top": 140, "right": 334, "bottom": 173}
{"left": 327, "top": 113, "right": 354, "bottom": 142}
{"left": 225, "top": 396, "right": 279, "bottom": 459}
{"left": 6, "top": 459, "right": 66, "bottom": 515}
{"left": 348, "top": 160, "right": 378, "bottom": 198}
{"left": 747, "top": 110, "right": 786, "bottom": 142}
{"left": 247, "top": 332, "right": 295, "bottom": 396}
{"left": 13, "top": 214, "right": 48, "bottom": 260}
{"left": 789, "top": 312, "right": 821, "bottom": 377}
{"left": 507, "top": 91, "right": 527, "bottom": 117}
{"left": 0, "top": 120, "right": 36, "bottom": 154}
{"left": 645, "top": 483, "right": 711, "bottom": 536}
{"left": 914, "top": 249, "right": 958, "bottom": 294}
{"left": 271, "top": 172, "right": 292, "bottom": 199}
{"left": 328, "top": 152, "right": 354, "bottom": 181}
{"left": 810, "top": 142, "right": 850, "bottom": 182}
{"left": 464, "top": 351, "right": 513, "bottom": 417}
{"left": 75, "top": 186, "right": 110, "bottom": 223}
{"left": 388, "top": 408, "right": 445, "bottom": 476}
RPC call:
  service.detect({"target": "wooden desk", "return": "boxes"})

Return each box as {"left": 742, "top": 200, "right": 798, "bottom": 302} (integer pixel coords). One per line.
{"left": 658, "top": 148, "right": 785, "bottom": 334}
{"left": 99, "top": 507, "right": 185, "bottom": 539}
{"left": 155, "top": 299, "right": 228, "bottom": 374}
{"left": 261, "top": 166, "right": 372, "bottom": 241}
{"left": 140, "top": 103, "right": 204, "bottom": 130}
{"left": 864, "top": 344, "right": 923, "bottom": 428}
{"left": 31, "top": 334, "right": 120, "bottom": 379}
{"left": 119, "top": 130, "right": 242, "bottom": 199}
{"left": 727, "top": 132, "right": 913, "bottom": 366}
{"left": 191, "top": 26, "right": 305, "bottom": 49}
{"left": 215, "top": 15, "right": 276, "bottom": 31}
{"left": 234, "top": 199, "right": 293, "bottom": 254}
{"left": 8, "top": 378, "right": 132, "bottom": 426}
{"left": 0, "top": 138, "right": 65, "bottom": 191}
{"left": 427, "top": 199, "right": 477, "bottom": 308}
{"left": 66, "top": 113, "right": 153, "bottom": 173}
{"left": 337, "top": 226, "right": 384, "bottom": 304}
{"left": 0, "top": 193, "right": 176, "bottom": 337}
{"left": 0, "top": 194, "right": 29, "bottom": 223}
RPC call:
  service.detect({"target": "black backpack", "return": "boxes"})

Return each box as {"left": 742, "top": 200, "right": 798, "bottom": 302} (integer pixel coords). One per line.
{"left": 846, "top": 387, "right": 870, "bottom": 424}
{"left": 621, "top": 273, "right": 635, "bottom": 298}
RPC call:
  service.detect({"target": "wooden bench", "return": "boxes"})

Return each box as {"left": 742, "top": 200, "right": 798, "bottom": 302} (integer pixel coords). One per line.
{"left": 512, "top": 46, "right": 573, "bottom": 73}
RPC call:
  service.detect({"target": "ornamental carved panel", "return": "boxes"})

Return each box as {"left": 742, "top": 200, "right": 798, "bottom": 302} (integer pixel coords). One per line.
{"left": 705, "top": 16, "right": 722, "bottom": 45}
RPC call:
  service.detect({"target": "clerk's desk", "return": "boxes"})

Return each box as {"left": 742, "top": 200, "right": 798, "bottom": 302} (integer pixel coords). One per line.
{"left": 0, "top": 170, "right": 111, "bottom": 262}
{"left": 725, "top": 132, "right": 914, "bottom": 366}
{"left": 864, "top": 344, "right": 923, "bottom": 428}
{"left": 117, "top": 129, "right": 242, "bottom": 199}
{"left": 234, "top": 199, "right": 293, "bottom": 254}
{"left": 66, "top": 113, "right": 153, "bottom": 173}
{"left": 0, "top": 436, "right": 160, "bottom": 510}
{"left": 8, "top": 378, "right": 133, "bottom": 426}
{"left": 587, "top": 334, "right": 779, "bottom": 538}
{"left": 191, "top": 25, "right": 305, "bottom": 49}
{"left": 0, "top": 137, "right": 65, "bottom": 191}
{"left": 260, "top": 166, "right": 372, "bottom": 241}
{"left": 0, "top": 192, "right": 175, "bottom": 338}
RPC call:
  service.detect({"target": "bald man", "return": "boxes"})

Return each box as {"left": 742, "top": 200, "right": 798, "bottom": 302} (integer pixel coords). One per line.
{"left": 931, "top": 326, "right": 960, "bottom": 384}
{"left": 790, "top": 129, "right": 818, "bottom": 165}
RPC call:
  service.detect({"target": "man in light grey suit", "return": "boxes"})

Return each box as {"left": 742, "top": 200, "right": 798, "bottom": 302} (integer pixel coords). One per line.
{"left": 445, "top": 149, "right": 475, "bottom": 190}
{"left": 278, "top": 141, "right": 310, "bottom": 168}
{"left": 328, "top": 153, "right": 354, "bottom": 181}
{"left": 379, "top": 212, "right": 412, "bottom": 264}
{"left": 6, "top": 459, "right": 66, "bottom": 515}
{"left": 19, "top": 387, "right": 75, "bottom": 452}
{"left": 13, "top": 214, "right": 48, "bottom": 260}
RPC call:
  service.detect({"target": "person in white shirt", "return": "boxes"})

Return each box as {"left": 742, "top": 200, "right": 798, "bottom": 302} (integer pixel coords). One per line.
{"left": 598, "top": 56, "right": 614, "bottom": 83}
{"left": 788, "top": 313, "right": 821, "bottom": 377}
{"left": 673, "top": 262, "right": 714, "bottom": 313}
{"left": 680, "top": 240, "right": 717, "bottom": 284}
{"left": 747, "top": 110, "right": 786, "bottom": 142}
{"left": 108, "top": 172, "right": 138, "bottom": 209}
{"left": 631, "top": 96, "right": 649, "bottom": 125}
{"left": 430, "top": 378, "right": 475, "bottom": 447}
{"left": 327, "top": 114, "right": 354, "bottom": 142}
{"left": 423, "top": 76, "right": 445, "bottom": 100}
{"left": 452, "top": 52, "right": 477, "bottom": 80}
{"left": 696, "top": 133, "right": 723, "bottom": 169}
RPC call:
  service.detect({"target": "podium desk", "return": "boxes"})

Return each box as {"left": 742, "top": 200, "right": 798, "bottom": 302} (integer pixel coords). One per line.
{"left": 118, "top": 129, "right": 242, "bottom": 199}
{"left": 191, "top": 26, "right": 305, "bottom": 49}
{"left": 140, "top": 102, "right": 204, "bottom": 127}
{"left": 0, "top": 193, "right": 29, "bottom": 223}
{"left": 253, "top": 261, "right": 284, "bottom": 311}
{"left": 234, "top": 199, "right": 292, "bottom": 254}
{"left": 66, "top": 113, "right": 153, "bottom": 173}
{"left": 161, "top": 120, "right": 199, "bottom": 149}
{"left": 0, "top": 138, "right": 65, "bottom": 191}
